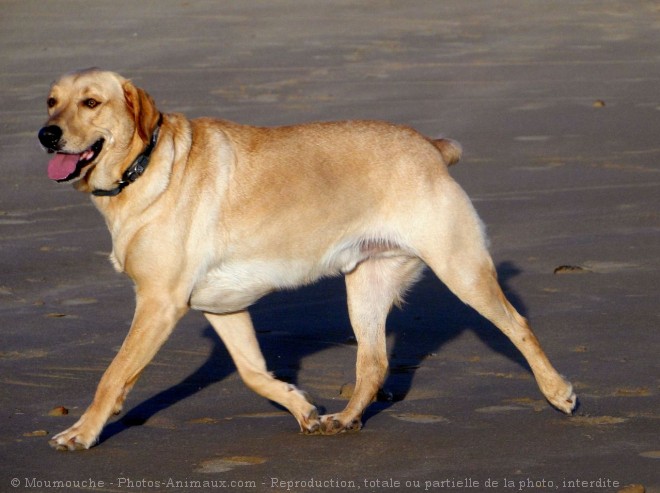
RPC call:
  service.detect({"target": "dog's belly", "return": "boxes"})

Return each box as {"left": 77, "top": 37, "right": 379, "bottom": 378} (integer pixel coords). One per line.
{"left": 188, "top": 237, "right": 408, "bottom": 313}
{"left": 189, "top": 258, "right": 330, "bottom": 314}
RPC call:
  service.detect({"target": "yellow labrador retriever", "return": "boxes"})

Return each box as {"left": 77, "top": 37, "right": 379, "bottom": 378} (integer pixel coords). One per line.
{"left": 39, "top": 68, "right": 576, "bottom": 451}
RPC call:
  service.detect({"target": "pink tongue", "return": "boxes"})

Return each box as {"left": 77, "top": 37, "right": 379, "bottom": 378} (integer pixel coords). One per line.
{"left": 47, "top": 153, "right": 81, "bottom": 181}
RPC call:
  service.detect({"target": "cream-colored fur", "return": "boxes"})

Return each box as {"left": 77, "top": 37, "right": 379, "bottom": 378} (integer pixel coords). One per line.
{"left": 40, "top": 69, "right": 576, "bottom": 451}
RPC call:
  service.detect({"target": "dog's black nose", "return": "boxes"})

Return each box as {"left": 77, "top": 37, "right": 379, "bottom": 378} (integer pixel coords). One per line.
{"left": 38, "top": 125, "right": 62, "bottom": 150}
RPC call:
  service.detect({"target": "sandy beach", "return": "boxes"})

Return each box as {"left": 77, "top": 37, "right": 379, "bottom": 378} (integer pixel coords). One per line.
{"left": 1, "top": 2, "right": 658, "bottom": 492}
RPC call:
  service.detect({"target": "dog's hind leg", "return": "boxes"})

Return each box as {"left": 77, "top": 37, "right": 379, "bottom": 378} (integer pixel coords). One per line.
{"left": 416, "top": 187, "right": 577, "bottom": 414}
{"left": 319, "top": 256, "right": 424, "bottom": 434}
{"left": 205, "top": 310, "right": 321, "bottom": 433}
{"left": 431, "top": 256, "right": 576, "bottom": 413}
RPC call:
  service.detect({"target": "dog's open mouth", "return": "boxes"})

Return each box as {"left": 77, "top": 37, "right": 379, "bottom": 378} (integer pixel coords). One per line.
{"left": 47, "top": 138, "right": 105, "bottom": 182}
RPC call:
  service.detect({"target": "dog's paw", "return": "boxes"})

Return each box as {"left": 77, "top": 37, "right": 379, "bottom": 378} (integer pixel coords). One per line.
{"left": 49, "top": 421, "right": 98, "bottom": 451}
{"left": 544, "top": 377, "right": 578, "bottom": 415}
{"left": 286, "top": 387, "right": 321, "bottom": 434}
{"left": 300, "top": 407, "right": 321, "bottom": 434}
{"left": 318, "top": 414, "right": 362, "bottom": 435}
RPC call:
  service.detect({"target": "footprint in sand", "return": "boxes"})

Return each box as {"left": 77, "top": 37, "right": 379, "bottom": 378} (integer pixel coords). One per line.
{"left": 390, "top": 413, "right": 450, "bottom": 424}
{"left": 195, "top": 456, "right": 266, "bottom": 474}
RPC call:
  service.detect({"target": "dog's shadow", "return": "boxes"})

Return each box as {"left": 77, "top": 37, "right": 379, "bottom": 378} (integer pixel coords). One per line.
{"left": 100, "top": 261, "right": 529, "bottom": 444}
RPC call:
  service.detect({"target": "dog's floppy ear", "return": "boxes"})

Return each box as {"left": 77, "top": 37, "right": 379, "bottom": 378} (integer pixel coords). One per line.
{"left": 122, "top": 80, "right": 160, "bottom": 144}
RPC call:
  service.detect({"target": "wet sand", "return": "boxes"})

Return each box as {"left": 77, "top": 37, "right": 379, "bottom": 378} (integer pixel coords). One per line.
{"left": 1, "top": 2, "right": 658, "bottom": 492}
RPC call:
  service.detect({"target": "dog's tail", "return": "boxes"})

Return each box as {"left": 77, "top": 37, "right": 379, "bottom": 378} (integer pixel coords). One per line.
{"left": 430, "top": 138, "right": 462, "bottom": 166}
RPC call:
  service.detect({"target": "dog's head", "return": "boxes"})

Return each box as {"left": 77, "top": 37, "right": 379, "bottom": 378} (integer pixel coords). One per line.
{"left": 38, "top": 68, "right": 160, "bottom": 192}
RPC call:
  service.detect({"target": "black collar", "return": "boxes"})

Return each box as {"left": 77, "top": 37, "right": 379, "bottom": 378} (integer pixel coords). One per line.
{"left": 92, "top": 114, "right": 163, "bottom": 197}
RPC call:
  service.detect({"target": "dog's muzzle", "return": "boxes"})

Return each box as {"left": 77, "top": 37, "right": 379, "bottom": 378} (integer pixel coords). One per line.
{"left": 38, "top": 125, "right": 105, "bottom": 182}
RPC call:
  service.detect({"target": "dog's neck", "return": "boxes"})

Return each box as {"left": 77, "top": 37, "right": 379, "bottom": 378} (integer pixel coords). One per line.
{"left": 92, "top": 113, "right": 163, "bottom": 197}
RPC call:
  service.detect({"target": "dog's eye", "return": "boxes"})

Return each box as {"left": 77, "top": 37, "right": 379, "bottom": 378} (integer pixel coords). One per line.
{"left": 83, "top": 98, "right": 100, "bottom": 109}
{"left": 47, "top": 97, "right": 57, "bottom": 108}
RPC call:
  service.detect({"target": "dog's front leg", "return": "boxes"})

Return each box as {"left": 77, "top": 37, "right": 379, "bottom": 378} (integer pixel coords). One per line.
{"left": 50, "top": 295, "right": 188, "bottom": 451}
